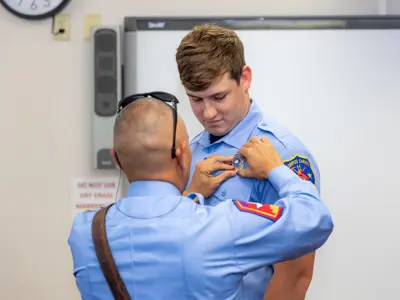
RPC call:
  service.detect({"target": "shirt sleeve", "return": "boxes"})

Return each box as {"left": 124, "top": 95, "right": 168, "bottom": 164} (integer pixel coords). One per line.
{"left": 227, "top": 165, "right": 333, "bottom": 274}
{"left": 68, "top": 211, "right": 96, "bottom": 298}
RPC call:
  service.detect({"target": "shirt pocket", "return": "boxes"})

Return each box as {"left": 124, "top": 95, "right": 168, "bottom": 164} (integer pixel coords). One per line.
{"left": 208, "top": 175, "right": 253, "bottom": 205}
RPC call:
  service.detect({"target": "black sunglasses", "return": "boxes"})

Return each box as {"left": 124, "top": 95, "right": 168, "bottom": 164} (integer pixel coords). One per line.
{"left": 117, "top": 91, "right": 180, "bottom": 158}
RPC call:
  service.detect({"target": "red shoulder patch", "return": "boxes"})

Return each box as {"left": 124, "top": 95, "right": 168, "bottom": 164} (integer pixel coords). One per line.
{"left": 233, "top": 200, "right": 283, "bottom": 221}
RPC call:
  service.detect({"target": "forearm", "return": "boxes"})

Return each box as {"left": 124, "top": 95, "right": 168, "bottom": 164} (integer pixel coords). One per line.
{"left": 264, "top": 252, "right": 315, "bottom": 300}
{"left": 263, "top": 274, "right": 311, "bottom": 300}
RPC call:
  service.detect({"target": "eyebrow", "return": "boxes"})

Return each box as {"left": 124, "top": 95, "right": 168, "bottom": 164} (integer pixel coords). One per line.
{"left": 212, "top": 90, "right": 231, "bottom": 97}
{"left": 186, "top": 89, "right": 231, "bottom": 99}
{"left": 186, "top": 93, "right": 201, "bottom": 98}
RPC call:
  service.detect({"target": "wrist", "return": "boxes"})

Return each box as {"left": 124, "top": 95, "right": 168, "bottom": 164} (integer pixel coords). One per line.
{"left": 183, "top": 185, "right": 197, "bottom": 196}
{"left": 268, "top": 165, "right": 298, "bottom": 191}
{"left": 261, "top": 163, "right": 283, "bottom": 180}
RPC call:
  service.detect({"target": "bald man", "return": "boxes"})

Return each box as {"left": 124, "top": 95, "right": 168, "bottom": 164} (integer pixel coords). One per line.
{"left": 68, "top": 94, "right": 334, "bottom": 300}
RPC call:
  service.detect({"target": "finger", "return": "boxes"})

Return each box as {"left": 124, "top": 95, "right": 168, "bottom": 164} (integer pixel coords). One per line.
{"left": 249, "top": 136, "right": 262, "bottom": 144}
{"left": 239, "top": 147, "right": 250, "bottom": 158}
{"left": 241, "top": 142, "right": 252, "bottom": 149}
{"left": 237, "top": 168, "right": 250, "bottom": 178}
{"left": 260, "top": 136, "right": 270, "bottom": 144}
{"left": 214, "top": 170, "right": 237, "bottom": 184}
{"left": 206, "top": 162, "right": 235, "bottom": 172}
{"left": 207, "top": 155, "right": 234, "bottom": 163}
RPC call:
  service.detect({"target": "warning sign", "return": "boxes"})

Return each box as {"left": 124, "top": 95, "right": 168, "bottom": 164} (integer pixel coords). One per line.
{"left": 72, "top": 177, "right": 121, "bottom": 215}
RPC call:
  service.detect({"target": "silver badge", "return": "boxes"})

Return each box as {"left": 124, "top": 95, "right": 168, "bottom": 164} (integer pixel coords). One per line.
{"left": 232, "top": 152, "right": 246, "bottom": 169}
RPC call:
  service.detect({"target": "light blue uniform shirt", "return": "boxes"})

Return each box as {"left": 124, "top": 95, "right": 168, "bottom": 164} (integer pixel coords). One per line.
{"left": 188, "top": 100, "right": 321, "bottom": 299}
{"left": 68, "top": 167, "right": 333, "bottom": 300}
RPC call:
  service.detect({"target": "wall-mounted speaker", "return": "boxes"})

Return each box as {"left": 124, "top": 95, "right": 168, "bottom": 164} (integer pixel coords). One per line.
{"left": 92, "top": 26, "right": 124, "bottom": 169}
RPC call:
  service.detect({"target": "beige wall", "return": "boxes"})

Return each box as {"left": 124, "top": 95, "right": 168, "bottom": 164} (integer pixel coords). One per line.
{"left": 0, "top": 1, "right": 397, "bottom": 299}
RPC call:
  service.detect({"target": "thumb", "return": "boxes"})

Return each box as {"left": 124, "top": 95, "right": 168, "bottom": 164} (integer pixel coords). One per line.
{"left": 215, "top": 170, "right": 237, "bottom": 184}
{"left": 237, "top": 168, "right": 251, "bottom": 178}
{"left": 260, "top": 136, "right": 270, "bottom": 143}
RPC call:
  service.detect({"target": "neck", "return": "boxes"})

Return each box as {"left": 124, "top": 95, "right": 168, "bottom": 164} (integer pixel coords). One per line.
{"left": 224, "top": 95, "right": 251, "bottom": 134}
{"left": 241, "top": 95, "right": 252, "bottom": 121}
{"left": 127, "top": 170, "right": 184, "bottom": 193}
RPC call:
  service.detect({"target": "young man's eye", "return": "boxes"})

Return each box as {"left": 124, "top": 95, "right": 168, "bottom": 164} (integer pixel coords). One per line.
{"left": 214, "top": 94, "right": 227, "bottom": 100}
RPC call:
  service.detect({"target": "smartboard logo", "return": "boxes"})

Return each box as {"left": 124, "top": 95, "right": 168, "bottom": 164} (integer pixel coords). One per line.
{"left": 148, "top": 22, "right": 166, "bottom": 29}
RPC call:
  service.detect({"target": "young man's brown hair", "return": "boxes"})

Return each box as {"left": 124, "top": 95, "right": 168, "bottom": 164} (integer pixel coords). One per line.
{"left": 175, "top": 24, "right": 246, "bottom": 92}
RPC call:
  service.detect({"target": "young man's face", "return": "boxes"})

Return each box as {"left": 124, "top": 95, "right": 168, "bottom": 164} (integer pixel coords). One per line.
{"left": 185, "top": 66, "right": 252, "bottom": 136}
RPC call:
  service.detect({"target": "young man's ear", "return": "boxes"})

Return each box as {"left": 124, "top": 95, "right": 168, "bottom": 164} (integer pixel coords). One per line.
{"left": 241, "top": 65, "right": 252, "bottom": 93}
{"left": 110, "top": 148, "right": 122, "bottom": 170}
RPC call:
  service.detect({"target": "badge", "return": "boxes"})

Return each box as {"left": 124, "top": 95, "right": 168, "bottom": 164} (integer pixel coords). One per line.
{"left": 233, "top": 200, "right": 282, "bottom": 221}
{"left": 283, "top": 154, "right": 316, "bottom": 185}
{"left": 230, "top": 151, "right": 246, "bottom": 169}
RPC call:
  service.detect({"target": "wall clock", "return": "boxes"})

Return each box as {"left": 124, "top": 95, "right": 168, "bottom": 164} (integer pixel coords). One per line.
{"left": 1, "top": 0, "right": 71, "bottom": 20}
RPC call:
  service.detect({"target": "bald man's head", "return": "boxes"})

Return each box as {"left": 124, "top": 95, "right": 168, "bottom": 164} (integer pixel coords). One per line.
{"left": 113, "top": 98, "right": 191, "bottom": 185}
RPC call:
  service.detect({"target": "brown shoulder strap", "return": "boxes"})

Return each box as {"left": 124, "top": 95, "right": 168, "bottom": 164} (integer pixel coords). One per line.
{"left": 91, "top": 204, "right": 131, "bottom": 300}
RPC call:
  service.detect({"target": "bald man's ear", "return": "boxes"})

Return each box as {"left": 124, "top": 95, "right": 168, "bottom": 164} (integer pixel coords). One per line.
{"left": 110, "top": 148, "right": 122, "bottom": 170}
{"left": 175, "top": 140, "right": 189, "bottom": 170}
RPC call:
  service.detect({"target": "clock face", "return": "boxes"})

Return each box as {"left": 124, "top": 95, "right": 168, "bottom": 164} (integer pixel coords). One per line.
{"left": 1, "top": 0, "right": 70, "bottom": 20}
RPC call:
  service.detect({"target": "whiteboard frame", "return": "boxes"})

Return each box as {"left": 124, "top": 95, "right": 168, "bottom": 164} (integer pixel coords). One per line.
{"left": 124, "top": 15, "right": 400, "bottom": 32}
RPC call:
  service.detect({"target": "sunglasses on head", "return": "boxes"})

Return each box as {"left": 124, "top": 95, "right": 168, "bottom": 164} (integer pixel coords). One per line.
{"left": 117, "top": 91, "right": 180, "bottom": 159}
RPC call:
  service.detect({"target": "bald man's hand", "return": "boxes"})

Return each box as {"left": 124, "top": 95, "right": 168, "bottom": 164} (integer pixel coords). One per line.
{"left": 237, "top": 136, "right": 284, "bottom": 180}
{"left": 185, "top": 155, "right": 237, "bottom": 198}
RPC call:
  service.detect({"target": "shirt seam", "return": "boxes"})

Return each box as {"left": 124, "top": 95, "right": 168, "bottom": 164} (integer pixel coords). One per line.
{"left": 87, "top": 256, "right": 95, "bottom": 299}
{"left": 181, "top": 217, "right": 190, "bottom": 298}
{"left": 226, "top": 206, "right": 246, "bottom": 273}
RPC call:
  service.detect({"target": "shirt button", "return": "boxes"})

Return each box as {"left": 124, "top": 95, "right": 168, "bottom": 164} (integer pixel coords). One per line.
{"left": 221, "top": 191, "right": 226, "bottom": 197}
{"left": 262, "top": 122, "right": 267, "bottom": 126}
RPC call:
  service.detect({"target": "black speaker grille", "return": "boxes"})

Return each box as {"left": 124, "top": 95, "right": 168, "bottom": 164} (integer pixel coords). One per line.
{"left": 94, "top": 30, "right": 117, "bottom": 52}
{"left": 94, "top": 28, "right": 119, "bottom": 117}
{"left": 96, "top": 76, "right": 117, "bottom": 93}
{"left": 98, "top": 56, "right": 114, "bottom": 72}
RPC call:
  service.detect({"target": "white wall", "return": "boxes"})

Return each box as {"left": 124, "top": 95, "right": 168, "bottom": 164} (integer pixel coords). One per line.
{"left": 0, "top": 1, "right": 398, "bottom": 300}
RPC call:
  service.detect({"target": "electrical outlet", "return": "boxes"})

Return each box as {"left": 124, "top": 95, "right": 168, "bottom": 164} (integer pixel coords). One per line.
{"left": 84, "top": 14, "right": 101, "bottom": 41}
{"left": 53, "top": 14, "right": 70, "bottom": 41}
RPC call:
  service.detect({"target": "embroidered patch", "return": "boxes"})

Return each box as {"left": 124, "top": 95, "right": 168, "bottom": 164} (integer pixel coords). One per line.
{"left": 283, "top": 154, "right": 316, "bottom": 185}
{"left": 233, "top": 200, "right": 282, "bottom": 221}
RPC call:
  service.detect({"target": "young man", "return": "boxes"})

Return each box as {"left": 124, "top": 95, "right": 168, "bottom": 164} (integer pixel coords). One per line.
{"left": 176, "top": 24, "right": 321, "bottom": 300}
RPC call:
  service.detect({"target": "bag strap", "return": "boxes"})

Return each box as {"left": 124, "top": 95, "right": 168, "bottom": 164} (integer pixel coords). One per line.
{"left": 92, "top": 204, "right": 131, "bottom": 300}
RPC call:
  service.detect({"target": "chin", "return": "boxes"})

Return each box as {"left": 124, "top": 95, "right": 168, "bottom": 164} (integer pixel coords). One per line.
{"left": 207, "top": 129, "right": 224, "bottom": 136}
{"left": 210, "top": 127, "right": 230, "bottom": 136}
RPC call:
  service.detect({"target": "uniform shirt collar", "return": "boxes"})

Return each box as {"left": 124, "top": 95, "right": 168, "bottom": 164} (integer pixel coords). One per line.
{"left": 116, "top": 181, "right": 183, "bottom": 218}
{"left": 196, "top": 100, "right": 263, "bottom": 149}
{"left": 126, "top": 181, "right": 181, "bottom": 197}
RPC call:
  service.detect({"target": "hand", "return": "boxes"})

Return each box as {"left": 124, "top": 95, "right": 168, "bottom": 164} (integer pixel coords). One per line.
{"left": 237, "top": 136, "right": 283, "bottom": 180}
{"left": 185, "top": 155, "right": 237, "bottom": 198}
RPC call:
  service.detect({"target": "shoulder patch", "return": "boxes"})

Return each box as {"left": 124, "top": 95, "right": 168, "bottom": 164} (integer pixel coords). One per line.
{"left": 283, "top": 154, "right": 316, "bottom": 185}
{"left": 233, "top": 200, "right": 282, "bottom": 221}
